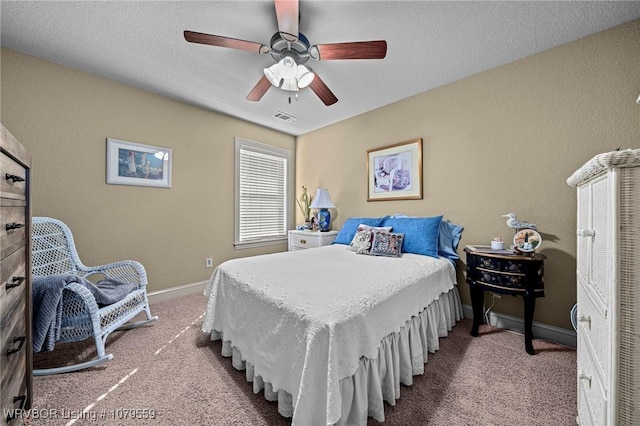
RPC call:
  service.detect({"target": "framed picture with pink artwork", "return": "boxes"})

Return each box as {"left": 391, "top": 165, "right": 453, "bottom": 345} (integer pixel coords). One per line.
{"left": 366, "top": 138, "right": 422, "bottom": 201}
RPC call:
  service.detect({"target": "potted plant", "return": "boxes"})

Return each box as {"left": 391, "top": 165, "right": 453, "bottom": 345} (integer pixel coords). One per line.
{"left": 296, "top": 186, "right": 313, "bottom": 229}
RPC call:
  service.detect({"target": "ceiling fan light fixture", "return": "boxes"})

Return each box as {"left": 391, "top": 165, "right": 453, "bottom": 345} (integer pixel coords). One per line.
{"left": 264, "top": 63, "right": 283, "bottom": 87}
{"left": 264, "top": 56, "right": 299, "bottom": 88}
{"left": 280, "top": 56, "right": 298, "bottom": 79}
{"left": 296, "top": 65, "right": 315, "bottom": 88}
{"left": 281, "top": 78, "right": 300, "bottom": 92}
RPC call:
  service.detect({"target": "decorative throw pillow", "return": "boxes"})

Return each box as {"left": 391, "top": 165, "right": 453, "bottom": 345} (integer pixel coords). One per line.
{"left": 347, "top": 224, "right": 393, "bottom": 254}
{"left": 347, "top": 229, "right": 374, "bottom": 254}
{"left": 369, "top": 231, "right": 404, "bottom": 258}
{"left": 333, "top": 217, "right": 388, "bottom": 245}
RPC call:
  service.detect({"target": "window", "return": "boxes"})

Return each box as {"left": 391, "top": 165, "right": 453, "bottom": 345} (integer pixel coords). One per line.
{"left": 235, "top": 137, "right": 291, "bottom": 248}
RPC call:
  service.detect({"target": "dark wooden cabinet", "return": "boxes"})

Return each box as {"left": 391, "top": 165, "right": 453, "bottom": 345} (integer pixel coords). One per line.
{"left": 464, "top": 247, "right": 546, "bottom": 355}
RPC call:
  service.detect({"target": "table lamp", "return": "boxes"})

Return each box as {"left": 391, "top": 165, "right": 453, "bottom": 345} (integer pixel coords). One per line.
{"left": 309, "top": 188, "right": 335, "bottom": 232}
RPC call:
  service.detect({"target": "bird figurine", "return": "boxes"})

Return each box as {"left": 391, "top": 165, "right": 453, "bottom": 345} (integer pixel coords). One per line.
{"left": 502, "top": 213, "right": 538, "bottom": 230}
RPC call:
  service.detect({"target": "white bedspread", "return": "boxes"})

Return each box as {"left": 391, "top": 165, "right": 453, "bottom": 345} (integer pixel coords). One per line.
{"left": 202, "top": 244, "right": 457, "bottom": 425}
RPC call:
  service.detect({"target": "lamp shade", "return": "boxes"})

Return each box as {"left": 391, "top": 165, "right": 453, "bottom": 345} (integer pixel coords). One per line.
{"left": 280, "top": 57, "right": 298, "bottom": 79}
{"left": 296, "top": 65, "right": 315, "bottom": 88}
{"left": 264, "top": 63, "right": 283, "bottom": 87}
{"left": 310, "top": 188, "right": 335, "bottom": 209}
{"left": 281, "top": 78, "right": 299, "bottom": 92}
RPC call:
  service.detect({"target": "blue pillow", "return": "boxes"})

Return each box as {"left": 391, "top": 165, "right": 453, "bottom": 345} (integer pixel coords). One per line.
{"left": 333, "top": 217, "right": 387, "bottom": 245}
{"left": 381, "top": 215, "right": 443, "bottom": 258}
{"left": 439, "top": 220, "right": 464, "bottom": 264}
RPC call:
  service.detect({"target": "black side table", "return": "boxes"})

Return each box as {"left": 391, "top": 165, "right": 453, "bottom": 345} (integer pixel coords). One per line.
{"left": 464, "top": 247, "right": 546, "bottom": 355}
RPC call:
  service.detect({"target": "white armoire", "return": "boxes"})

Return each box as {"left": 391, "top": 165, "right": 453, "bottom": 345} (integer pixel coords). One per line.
{"left": 567, "top": 149, "right": 640, "bottom": 425}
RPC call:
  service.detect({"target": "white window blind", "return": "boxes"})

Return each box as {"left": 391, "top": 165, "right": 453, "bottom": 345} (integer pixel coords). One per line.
{"left": 235, "top": 138, "right": 291, "bottom": 248}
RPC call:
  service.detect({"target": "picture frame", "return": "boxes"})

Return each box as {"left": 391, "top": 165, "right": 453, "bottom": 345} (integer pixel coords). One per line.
{"left": 106, "top": 138, "right": 172, "bottom": 188}
{"left": 513, "top": 228, "right": 542, "bottom": 253}
{"left": 366, "top": 138, "right": 422, "bottom": 201}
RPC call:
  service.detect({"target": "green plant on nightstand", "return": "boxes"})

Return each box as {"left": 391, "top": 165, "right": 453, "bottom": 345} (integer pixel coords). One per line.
{"left": 296, "top": 186, "right": 313, "bottom": 226}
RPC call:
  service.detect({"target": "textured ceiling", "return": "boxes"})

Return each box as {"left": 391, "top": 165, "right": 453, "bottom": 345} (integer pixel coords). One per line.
{"left": 2, "top": 1, "right": 639, "bottom": 136}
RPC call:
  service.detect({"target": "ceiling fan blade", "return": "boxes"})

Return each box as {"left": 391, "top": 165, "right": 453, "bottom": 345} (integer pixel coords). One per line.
{"left": 309, "top": 73, "right": 338, "bottom": 106}
{"left": 314, "top": 40, "right": 387, "bottom": 60}
{"left": 246, "top": 75, "right": 272, "bottom": 102}
{"left": 274, "top": 0, "right": 298, "bottom": 42}
{"left": 184, "top": 31, "right": 269, "bottom": 54}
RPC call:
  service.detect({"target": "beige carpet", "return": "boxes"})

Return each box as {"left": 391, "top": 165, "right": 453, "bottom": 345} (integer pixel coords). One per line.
{"left": 30, "top": 292, "right": 577, "bottom": 425}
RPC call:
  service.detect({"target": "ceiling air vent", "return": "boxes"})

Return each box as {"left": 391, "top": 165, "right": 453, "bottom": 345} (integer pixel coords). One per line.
{"left": 272, "top": 111, "right": 297, "bottom": 123}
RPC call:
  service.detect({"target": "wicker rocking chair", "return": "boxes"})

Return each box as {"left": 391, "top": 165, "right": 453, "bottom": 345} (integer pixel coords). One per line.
{"left": 31, "top": 217, "right": 158, "bottom": 375}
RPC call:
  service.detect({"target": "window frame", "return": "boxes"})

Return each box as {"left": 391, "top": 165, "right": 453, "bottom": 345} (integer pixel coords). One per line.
{"left": 234, "top": 137, "right": 292, "bottom": 249}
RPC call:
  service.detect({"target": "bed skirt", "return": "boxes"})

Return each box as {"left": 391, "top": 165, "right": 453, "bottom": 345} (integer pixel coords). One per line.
{"left": 210, "top": 286, "right": 463, "bottom": 425}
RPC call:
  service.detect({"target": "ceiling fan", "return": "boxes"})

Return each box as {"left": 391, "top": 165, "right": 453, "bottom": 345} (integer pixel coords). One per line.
{"left": 184, "top": 0, "right": 387, "bottom": 106}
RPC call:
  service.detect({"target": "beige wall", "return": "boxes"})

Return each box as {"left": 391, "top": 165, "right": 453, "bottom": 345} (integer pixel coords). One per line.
{"left": 296, "top": 20, "right": 640, "bottom": 329}
{"left": 1, "top": 47, "right": 296, "bottom": 292}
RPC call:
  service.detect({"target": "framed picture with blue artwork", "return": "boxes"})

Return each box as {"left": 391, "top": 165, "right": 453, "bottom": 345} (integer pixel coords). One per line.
{"left": 367, "top": 138, "right": 422, "bottom": 201}
{"left": 106, "top": 138, "right": 172, "bottom": 188}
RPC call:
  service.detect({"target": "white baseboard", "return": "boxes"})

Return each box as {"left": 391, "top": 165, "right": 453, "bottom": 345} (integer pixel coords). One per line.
{"left": 462, "top": 304, "right": 577, "bottom": 349}
{"left": 147, "top": 280, "right": 208, "bottom": 304}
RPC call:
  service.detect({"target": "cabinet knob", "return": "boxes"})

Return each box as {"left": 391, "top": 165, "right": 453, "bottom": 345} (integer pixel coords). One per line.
{"left": 5, "top": 395, "right": 27, "bottom": 420}
{"left": 5, "top": 222, "right": 25, "bottom": 231}
{"left": 6, "top": 276, "right": 25, "bottom": 290}
{"left": 6, "top": 336, "right": 26, "bottom": 356}
{"left": 577, "top": 313, "right": 591, "bottom": 329}
{"left": 577, "top": 229, "right": 595, "bottom": 237}
{"left": 300, "top": 239, "right": 306, "bottom": 244}
{"left": 578, "top": 370, "right": 592, "bottom": 388}
{"left": 5, "top": 173, "right": 25, "bottom": 183}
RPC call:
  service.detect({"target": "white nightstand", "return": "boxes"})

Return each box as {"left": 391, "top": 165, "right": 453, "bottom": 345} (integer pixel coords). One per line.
{"left": 288, "top": 230, "right": 338, "bottom": 251}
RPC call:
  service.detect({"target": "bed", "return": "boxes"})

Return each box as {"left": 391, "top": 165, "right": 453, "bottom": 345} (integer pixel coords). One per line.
{"left": 202, "top": 215, "right": 464, "bottom": 425}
